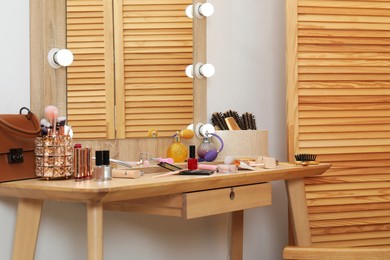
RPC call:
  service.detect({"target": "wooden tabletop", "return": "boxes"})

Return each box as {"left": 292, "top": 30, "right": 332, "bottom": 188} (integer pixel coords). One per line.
{"left": 0, "top": 163, "right": 330, "bottom": 204}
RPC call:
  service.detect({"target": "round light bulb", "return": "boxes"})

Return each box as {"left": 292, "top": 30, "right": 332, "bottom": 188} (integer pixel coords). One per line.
{"left": 195, "top": 123, "right": 216, "bottom": 139}
{"left": 48, "top": 48, "right": 74, "bottom": 69}
{"left": 54, "top": 49, "right": 74, "bottom": 67}
{"left": 185, "top": 64, "right": 194, "bottom": 78}
{"left": 199, "top": 63, "right": 215, "bottom": 78}
{"left": 198, "top": 3, "right": 214, "bottom": 17}
{"left": 200, "top": 123, "right": 216, "bottom": 137}
{"left": 185, "top": 5, "right": 193, "bottom": 18}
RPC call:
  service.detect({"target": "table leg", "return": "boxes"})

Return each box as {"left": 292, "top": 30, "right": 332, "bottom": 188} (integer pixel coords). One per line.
{"left": 230, "top": 210, "right": 244, "bottom": 260}
{"left": 87, "top": 202, "right": 103, "bottom": 260}
{"left": 12, "top": 198, "right": 43, "bottom": 260}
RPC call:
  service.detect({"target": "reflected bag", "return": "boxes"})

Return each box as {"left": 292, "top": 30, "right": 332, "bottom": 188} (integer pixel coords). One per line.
{"left": 0, "top": 107, "right": 41, "bottom": 182}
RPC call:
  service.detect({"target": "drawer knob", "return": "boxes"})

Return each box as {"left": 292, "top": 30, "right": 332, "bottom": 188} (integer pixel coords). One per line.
{"left": 230, "top": 189, "right": 235, "bottom": 200}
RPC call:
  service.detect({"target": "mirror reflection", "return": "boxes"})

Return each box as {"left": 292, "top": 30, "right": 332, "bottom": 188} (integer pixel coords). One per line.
{"left": 66, "top": 0, "right": 194, "bottom": 139}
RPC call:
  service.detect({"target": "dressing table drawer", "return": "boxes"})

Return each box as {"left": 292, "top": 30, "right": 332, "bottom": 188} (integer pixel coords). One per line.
{"left": 183, "top": 183, "right": 272, "bottom": 219}
{"left": 104, "top": 183, "right": 272, "bottom": 219}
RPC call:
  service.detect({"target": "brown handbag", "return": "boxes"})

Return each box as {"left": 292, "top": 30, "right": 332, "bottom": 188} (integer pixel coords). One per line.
{"left": 0, "top": 107, "right": 41, "bottom": 182}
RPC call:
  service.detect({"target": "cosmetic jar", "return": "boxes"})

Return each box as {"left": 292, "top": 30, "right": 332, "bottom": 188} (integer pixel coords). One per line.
{"left": 263, "top": 157, "right": 276, "bottom": 169}
{"left": 217, "top": 164, "right": 237, "bottom": 174}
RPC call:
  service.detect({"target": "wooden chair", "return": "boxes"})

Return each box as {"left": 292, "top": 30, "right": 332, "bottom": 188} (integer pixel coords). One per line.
{"left": 283, "top": 170, "right": 390, "bottom": 259}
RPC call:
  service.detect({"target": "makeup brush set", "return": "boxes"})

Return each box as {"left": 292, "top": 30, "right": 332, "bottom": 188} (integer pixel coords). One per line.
{"left": 35, "top": 105, "right": 74, "bottom": 180}
{"left": 211, "top": 110, "right": 257, "bottom": 130}
{"left": 40, "top": 105, "right": 72, "bottom": 137}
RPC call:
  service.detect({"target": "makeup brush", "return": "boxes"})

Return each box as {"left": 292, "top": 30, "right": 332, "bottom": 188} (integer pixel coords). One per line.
{"left": 44, "top": 105, "right": 59, "bottom": 136}
{"left": 40, "top": 118, "right": 49, "bottom": 136}
{"left": 57, "top": 116, "right": 67, "bottom": 136}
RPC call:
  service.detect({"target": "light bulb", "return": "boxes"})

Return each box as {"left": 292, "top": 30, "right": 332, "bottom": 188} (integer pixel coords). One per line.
{"left": 185, "top": 5, "right": 193, "bottom": 18}
{"left": 197, "top": 3, "right": 214, "bottom": 17}
{"left": 48, "top": 48, "right": 74, "bottom": 69}
{"left": 187, "top": 63, "right": 215, "bottom": 79}
{"left": 186, "top": 3, "right": 215, "bottom": 19}
{"left": 185, "top": 64, "right": 194, "bottom": 78}
{"left": 55, "top": 49, "right": 74, "bottom": 66}
{"left": 195, "top": 123, "right": 216, "bottom": 138}
{"left": 199, "top": 63, "right": 215, "bottom": 78}
{"left": 201, "top": 124, "right": 216, "bottom": 137}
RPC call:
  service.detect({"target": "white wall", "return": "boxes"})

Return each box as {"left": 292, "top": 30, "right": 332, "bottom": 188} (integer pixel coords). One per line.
{"left": 0, "top": 0, "right": 287, "bottom": 259}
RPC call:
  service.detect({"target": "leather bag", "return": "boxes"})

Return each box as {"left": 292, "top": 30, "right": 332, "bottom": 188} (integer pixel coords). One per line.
{"left": 0, "top": 107, "right": 41, "bottom": 182}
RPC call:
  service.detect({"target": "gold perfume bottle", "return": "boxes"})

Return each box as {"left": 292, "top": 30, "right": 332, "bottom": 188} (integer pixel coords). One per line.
{"left": 167, "top": 132, "right": 188, "bottom": 163}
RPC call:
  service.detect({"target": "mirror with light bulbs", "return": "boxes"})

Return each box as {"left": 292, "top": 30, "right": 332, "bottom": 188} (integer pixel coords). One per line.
{"left": 65, "top": 0, "right": 215, "bottom": 140}
{"left": 30, "top": 0, "right": 212, "bottom": 154}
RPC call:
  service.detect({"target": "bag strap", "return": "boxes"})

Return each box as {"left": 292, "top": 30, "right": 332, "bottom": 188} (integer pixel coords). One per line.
{"left": 0, "top": 107, "right": 41, "bottom": 136}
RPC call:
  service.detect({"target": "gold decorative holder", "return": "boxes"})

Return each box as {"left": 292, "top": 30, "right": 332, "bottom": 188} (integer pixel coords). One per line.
{"left": 35, "top": 136, "right": 73, "bottom": 180}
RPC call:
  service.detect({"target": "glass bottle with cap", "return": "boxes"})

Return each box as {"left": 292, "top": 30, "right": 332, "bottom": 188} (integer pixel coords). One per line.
{"left": 187, "top": 145, "right": 198, "bottom": 170}
{"left": 94, "top": 150, "right": 112, "bottom": 181}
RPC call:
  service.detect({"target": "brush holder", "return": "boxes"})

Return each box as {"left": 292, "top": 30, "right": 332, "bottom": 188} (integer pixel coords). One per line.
{"left": 35, "top": 136, "right": 73, "bottom": 180}
{"left": 214, "top": 130, "right": 269, "bottom": 160}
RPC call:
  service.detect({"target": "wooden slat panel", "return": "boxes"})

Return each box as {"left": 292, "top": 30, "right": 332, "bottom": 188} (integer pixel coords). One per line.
{"left": 67, "top": 0, "right": 192, "bottom": 139}
{"left": 67, "top": 0, "right": 115, "bottom": 139}
{"left": 287, "top": 0, "right": 390, "bottom": 249}
{"left": 284, "top": 246, "right": 390, "bottom": 259}
{"left": 306, "top": 189, "right": 390, "bottom": 200}
{"left": 312, "top": 237, "right": 390, "bottom": 248}
{"left": 309, "top": 209, "right": 390, "bottom": 221}
{"left": 310, "top": 223, "right": 390, "bottom": 236}
{"left": 312, "top": 230, "right": 390, "bottom": 243}
{"left": 114, "top": 0, "right": 193, "bottom": 138}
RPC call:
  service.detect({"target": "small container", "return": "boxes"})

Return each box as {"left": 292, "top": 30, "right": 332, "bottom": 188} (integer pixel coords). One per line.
{"left": 187, "top": 145, "right": 198, "bottom": 170}
{"left": 73, "top": 144, "right": 83, "bottom": 181}
{"left": 35, "top": 136, "right": 73, "bottom": 180}
{"left": 94, "top": 150, "right": 112, "bottom": 181}
{"left": 82, "top": 148, "right": 92, "bottom": 179}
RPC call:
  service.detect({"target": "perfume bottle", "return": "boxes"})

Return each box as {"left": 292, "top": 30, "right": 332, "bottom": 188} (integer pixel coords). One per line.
{"left": 187, "top": 145, "right": 198, "bottom": 170}
{"left": 167, "top": 132, "right": 188, "bottom": 163}
{"left": 94, "top": 150, "right": 112, "bottom": 181}
{"left": 197, "top": 135, "right": 218, "bottom": 162}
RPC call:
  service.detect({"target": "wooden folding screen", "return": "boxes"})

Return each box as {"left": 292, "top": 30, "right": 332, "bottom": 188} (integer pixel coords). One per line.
{"left": 67, "top": 0, "right": 193, "bottom": 139}
{"left": 287, "top": 0, "right": 390, "bottom": 247}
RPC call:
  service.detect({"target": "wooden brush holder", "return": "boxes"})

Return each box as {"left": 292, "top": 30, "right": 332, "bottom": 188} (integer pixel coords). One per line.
{"left": 214, "top": 130, "right": 268, "bottom": 160}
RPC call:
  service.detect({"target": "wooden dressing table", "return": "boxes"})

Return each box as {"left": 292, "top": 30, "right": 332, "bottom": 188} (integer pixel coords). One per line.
{"left": 0, "top": 163, "right": 330, "bottom": 260}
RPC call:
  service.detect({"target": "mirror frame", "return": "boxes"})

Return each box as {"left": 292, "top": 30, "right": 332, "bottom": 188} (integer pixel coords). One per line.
{"left": 30, "top": 0, "right": 207, "bottom": 135}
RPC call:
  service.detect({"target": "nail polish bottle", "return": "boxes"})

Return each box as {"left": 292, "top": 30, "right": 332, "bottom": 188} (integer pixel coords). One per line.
{"left": 187, "top": 145, "right": 198, "bottom": 170}
{"left": 94, "top": 150, "right": 112, "bottom": 181}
